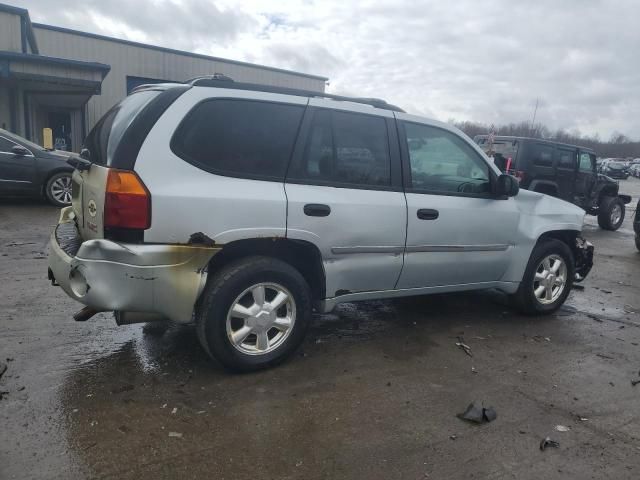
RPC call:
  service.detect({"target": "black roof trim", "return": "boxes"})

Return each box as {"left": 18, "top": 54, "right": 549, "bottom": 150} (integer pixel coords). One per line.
{"left": 475, "top": 135, "right": 595, "bottom": 153}
{"left": 31, "top": 22, "right": 329, "bottom": 82}
{"left": 188, "top": 76, "right": 405, "bottom": 112}
{"left": 0, "top": 50, "right": 110, "bottom": 76}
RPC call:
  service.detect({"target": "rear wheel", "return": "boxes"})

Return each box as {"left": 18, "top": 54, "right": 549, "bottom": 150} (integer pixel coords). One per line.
{"left": 597, "top": 196, "right": 625, "bottom": 231}
{"left": 512, "top": 239, "right": 574, "bottom": 315}
{"left": 196, "top": 256, "right": 311, "bottom": 372}
{"left": 45, "top": 172, "right": 73, "bottom": 207}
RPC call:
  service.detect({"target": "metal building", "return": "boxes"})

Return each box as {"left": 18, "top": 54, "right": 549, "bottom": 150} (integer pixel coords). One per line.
{"left": 0, "top": 3, "right": 327, "bottom": 151}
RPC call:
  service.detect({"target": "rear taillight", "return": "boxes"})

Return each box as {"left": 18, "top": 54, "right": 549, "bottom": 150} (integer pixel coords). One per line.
{"left": 104, "top": 169, "right": 151, "bottom": 229}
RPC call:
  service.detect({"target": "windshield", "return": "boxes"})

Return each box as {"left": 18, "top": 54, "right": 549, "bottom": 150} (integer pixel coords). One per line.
{"left": 608, "top": 162, "right": 625, "bottom": 168}
{"left": 82, "top": 90, "right": 161, "bottom": 165}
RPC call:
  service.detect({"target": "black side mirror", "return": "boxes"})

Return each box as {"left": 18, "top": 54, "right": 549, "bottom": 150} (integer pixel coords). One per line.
{"left": 496, "top": 174, "right": 519, "bottom": 197}
{"left": 11, "top": 145, "right": 29, "bottom": 156}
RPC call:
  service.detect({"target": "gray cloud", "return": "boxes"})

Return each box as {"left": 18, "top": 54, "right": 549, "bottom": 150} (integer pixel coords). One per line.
{"left": 17, "top": 0, "right": 640, "bottom": 137}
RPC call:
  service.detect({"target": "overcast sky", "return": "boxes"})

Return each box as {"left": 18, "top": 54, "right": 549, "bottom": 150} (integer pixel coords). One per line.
{"left": 19, "top": 0, "right": 640, "bottom": 139}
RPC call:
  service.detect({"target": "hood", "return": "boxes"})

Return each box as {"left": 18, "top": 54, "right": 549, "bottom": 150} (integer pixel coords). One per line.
{"left": 42, "top": 149, "right": 77, "bottom": 162}
{"left": 514, "top": 189, "right": 585, "bottom": 233}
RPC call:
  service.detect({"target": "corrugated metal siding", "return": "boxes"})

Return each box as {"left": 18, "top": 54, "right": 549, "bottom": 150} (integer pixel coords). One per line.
{"left": 32, "top": 27, "right": 327, "bottom": 129}
{"left": 0, "top": 12, "right": 22, "bottom": 53}
{"left": 0, "top": 87, "right": 11, "bottom": 129}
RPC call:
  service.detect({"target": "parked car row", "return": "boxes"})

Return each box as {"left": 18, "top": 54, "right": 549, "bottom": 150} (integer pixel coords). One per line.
{"left": 598, "top": 158, "right": 630, "bottom": 179}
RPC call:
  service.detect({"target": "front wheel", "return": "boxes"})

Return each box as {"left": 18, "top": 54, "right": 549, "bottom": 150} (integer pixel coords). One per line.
{"left": 45, "top": 172, "right": 73, "bottom": 207}
{"left": 196, "top": 256, "right": 312, "bottom": 372}
{"left": 511, "top": 239, "right": 575, "bottom": 315}
{"left": 597, "top": 196, "right": 625, "bottom": 231}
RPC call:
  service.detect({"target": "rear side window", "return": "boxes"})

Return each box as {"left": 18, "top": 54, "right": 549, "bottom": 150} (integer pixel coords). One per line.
{"left": 289, "top": 109, "right": 391, "bottom": 187}
{"left": 531, "top": 143, "right": 553, "bottom": 167}
{"left": 83, "top": 90, "right": 161, "bottom": 166}
{"left": 171, "top": 99, "right": 304, "bottom": 181}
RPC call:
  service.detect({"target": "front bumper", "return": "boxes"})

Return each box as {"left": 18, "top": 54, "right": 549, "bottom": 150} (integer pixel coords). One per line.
{"left": 574, "top": 236, "right": 594, "bottom": 282}
{"left": 48, "top": 207, "right": 220, "bottom": 323}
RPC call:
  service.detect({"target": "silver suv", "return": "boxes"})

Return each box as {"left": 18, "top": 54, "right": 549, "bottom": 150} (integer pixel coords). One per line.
{"left": 48, "top": 77, "right": 594, "bottom": 371}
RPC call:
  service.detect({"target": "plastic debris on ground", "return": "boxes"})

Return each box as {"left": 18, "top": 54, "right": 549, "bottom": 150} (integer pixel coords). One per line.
{"left": 540, "top": 437, "right": 560, "bottom": 451}
{"left": 457, "top": 401, "right": 497, "bottom": 424}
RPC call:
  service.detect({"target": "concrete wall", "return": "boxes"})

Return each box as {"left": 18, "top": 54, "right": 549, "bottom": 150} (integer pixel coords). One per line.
{"left": 32, "top": 26, "right": 327, "bottom": 130}
{"left": 0, "top": 11, "right": 22, "bottom": 53}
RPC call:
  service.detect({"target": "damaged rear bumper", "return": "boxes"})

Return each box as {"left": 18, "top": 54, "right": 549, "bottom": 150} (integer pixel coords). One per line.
{"left": 574, "top": 235, "right": 594, "bottom": 282}
{"left": 48, "top": 207, "right": 220, "bottom": 324}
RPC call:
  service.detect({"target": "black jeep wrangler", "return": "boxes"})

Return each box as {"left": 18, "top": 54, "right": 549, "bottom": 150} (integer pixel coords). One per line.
{"left": 474, "top": 136, "right": 632, "bottom": 231}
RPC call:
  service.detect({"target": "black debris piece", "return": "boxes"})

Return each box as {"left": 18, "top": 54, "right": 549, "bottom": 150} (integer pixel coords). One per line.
{"left": 457, "top": 401, "right": 497, "bottom": 424}
{"left": 572, "top": 284, "right": 585, "bottom": 291}
{"left": 0, "top": 362, "right": 6, "bottom": 379}
{"left": 540, "top": 437, "right": 560, "bottom": 451}
{"left": 631, "top": 379, "right": 640, "bottom": 387}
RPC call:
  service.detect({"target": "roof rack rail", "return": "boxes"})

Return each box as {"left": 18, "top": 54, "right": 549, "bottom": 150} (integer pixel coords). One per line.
{"left": 187, "top": 74, "right": 405, "bottom": 113}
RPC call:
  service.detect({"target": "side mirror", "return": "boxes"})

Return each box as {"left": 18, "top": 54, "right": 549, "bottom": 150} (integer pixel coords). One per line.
{"left": 11, "top": 145, "right": 29, "bottom": 156}
{"left": 496, "top": 174, "right": 519, "bottom": 197}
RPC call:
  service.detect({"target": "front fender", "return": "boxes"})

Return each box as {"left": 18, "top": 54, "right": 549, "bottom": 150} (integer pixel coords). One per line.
{"left": 500, "top": 190, "right": 584, "bottom": 283}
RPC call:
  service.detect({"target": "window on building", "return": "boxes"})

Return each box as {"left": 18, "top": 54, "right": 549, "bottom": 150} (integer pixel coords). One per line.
{"left": 291, "top": 109, "right": 391, "bottom": 187}
{"left": 403, "top": 122, "right": 490, "bottom": 195}
{"left": 172, "top": 99, "right": 305, "bottom": 180}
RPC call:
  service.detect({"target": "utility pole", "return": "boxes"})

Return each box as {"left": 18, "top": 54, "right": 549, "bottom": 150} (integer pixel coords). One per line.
{"left": 530, "top": 98, "right": 539, "bottom": 137}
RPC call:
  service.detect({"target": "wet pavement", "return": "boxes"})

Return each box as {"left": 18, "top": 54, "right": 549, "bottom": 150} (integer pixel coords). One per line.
{"left": 1, "top": 180, "right": 640, "bottom": 479}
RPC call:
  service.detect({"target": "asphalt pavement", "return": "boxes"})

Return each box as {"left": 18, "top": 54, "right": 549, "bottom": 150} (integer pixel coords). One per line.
{"left": 1, "top": 179, "right": 639, "bottom": 479}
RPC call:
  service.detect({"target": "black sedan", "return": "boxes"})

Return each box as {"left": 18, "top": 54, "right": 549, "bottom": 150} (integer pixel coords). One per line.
{"left": 602, "top": 161, "right": 630, "bottom": 180}
{"left": 0, "top": 129, "right": 74, "bottom": 207}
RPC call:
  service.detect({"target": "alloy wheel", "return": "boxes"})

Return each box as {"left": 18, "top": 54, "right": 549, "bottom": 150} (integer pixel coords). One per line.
{"left": 50, "top": 175, "right": 72, "bottom": 205}
{"left": 226, "top": 282, "right": 296, "bottom": 355}
{"left": 533, "top": 254, "right": 567, "bottom": 305}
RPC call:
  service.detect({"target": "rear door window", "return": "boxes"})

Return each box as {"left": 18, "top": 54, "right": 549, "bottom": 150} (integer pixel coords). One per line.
{"left": 557, "top": 149, "right": 576, "bottom": 169}
{"left": 289, "top": 109, "right": 391, "bottom": 188}
{"left": 171, "top": 99, "right": 305, "bottom": 181}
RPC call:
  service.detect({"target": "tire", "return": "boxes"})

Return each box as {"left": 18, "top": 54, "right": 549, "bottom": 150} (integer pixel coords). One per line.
{"left": 196, "top": 256, "right": 312, "bottom": 372}
{"left": 44, "top": 172, "right": 73, "bottom": 207}
{"left": 597, "top": 196, "right": 625, "bottom": 231}
{"left": 635, "top": 235, "right": 640, "bottom": 252}
{"left": 511, "top": 239, "right": 575, "bottom": 315}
